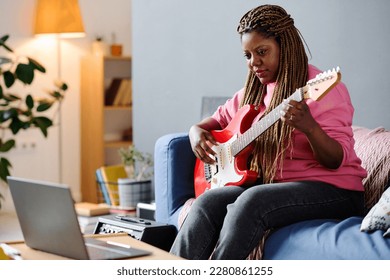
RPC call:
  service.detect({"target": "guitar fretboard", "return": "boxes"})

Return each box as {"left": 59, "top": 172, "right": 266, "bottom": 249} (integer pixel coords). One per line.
{"left": 230, "top": 88, "right": 303, "bottom": 156}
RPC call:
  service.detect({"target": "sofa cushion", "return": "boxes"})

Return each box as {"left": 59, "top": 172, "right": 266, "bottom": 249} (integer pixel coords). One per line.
{"left": 353, "top": 126, "right": 390, "bottom": 210}
{"left": 361, "top": 183, "right": 390, "bottom": 236}
{"left": 263, "top": 217, "right": 390, "bottom": 259}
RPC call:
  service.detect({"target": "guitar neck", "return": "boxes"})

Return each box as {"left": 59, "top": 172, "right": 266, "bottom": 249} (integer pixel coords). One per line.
{"left": 231, "top": 88, "right": 303, "bottom": 156}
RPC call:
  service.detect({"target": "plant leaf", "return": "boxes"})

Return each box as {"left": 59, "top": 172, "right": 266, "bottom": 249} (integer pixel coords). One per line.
{"left": 0, "top": 35, "right": 13, "bottom": 52}
{"left": 2, "top": 93, "right": 20, "bottom": 104}
{"left": 0, "top": 139, "right": 15, "bottom": 152}
{"left": 3, "top": 71, "right": 15, "bottom": 88}
{"left": 26, "top": 94, "right": 34, "bottom": 109}
{"left": 33, "top": 116, "right": 53, "bottom": 137}
{"left": 50, "top": 91, "right": 63, "bottom": 99}
{"left": 9, "top": 117, "right": 26, "bottom": 134}
{"left": 37, "top": 102, "right": 53, "bottom": 112}
{"left": 15, "top": 63, "right": 34, "bottom": 84}
{"left": 0, "top": 35, "right": 9, "bottom": 42}
{"left": 60, "top": 83, "right": 68, "bottom": 91}
{"left": 0, "top": 157, "right": 12, "bottom": 183}
{"left": 28, "top": 57, "right": 46, "bottom": 73}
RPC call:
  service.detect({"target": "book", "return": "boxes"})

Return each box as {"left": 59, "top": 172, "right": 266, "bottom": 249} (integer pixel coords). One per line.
{"left": 74, "top": 202, "right": 111, "bottom": 216}
{"left": 113, "top": 79, "right": 130, "bottom": 106}
{"left": 99, "top": 165, "right": 128, "bottom": 206}
{"left": 104, "top": 78, "right": 122, "bottom": 105}
{"left": 96, "top": 168, "right": 111, "bottom": 205}
{"left": 121, "top": 79, "right": 132, "bottom": 106}
{"left": 0, "top": 246, "right": 10, "bottom": 260}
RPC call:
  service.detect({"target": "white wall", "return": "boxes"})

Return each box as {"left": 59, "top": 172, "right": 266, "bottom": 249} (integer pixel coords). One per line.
{"left": 132, "top": 0, "right": 390, "bottom": 157}
{"left": 0, "top": 0, "right": 132, "bottom": 211}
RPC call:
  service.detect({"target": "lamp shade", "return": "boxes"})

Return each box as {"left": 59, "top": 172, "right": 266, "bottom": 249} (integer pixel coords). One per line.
{"left": 34, "top": 0, "right": 85, "bottom": 37}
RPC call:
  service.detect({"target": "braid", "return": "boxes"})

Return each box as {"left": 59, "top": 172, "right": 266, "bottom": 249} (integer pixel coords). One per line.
{"left": 237, "top": 5, "right": 308, "bottom": 183}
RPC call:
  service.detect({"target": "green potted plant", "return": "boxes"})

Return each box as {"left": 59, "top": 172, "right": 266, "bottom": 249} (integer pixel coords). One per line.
{"left": 0, "top": 34, "right": 67, "bottom": 209}
{"left": 117, "top": 144, "right": 153, "bottom": 208}
{"left": 118, "top": 144, "right": 153, "bottom": 181}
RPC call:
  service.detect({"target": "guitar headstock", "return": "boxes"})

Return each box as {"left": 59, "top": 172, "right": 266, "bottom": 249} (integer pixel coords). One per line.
{"left": 302, "top": 67, "right": 341, "bottom": 101}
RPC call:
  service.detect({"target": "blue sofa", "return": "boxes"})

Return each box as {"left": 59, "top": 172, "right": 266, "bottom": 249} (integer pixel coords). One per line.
{"left": 154, "top": 127, "right": 390, "bottom": 259}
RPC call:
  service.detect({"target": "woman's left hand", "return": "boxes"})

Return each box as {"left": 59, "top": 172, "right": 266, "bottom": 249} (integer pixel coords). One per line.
{"left": 280, "top": 99, "right": 343, "bottom": 169}
{"left": 281, "top": 99, "right": 318, "bottom": 134}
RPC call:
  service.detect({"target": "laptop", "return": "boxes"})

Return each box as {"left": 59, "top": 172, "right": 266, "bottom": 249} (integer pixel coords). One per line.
{"left": 7, "top": 176, "right": 151, "bottom": 260}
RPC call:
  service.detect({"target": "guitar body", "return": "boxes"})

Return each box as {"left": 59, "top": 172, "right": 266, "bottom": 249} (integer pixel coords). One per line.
{"left": 194, "top": 104, "right": 260, "bottom": 197}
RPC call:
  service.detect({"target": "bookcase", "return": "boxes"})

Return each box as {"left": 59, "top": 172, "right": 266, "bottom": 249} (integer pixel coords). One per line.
{"left": 80, "top": 55, "right": 132, "bottom": 203}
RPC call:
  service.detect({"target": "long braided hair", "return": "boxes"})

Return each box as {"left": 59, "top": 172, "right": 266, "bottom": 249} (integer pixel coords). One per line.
{"left": 237, "top": 5, "right": 308, "bottom": 183}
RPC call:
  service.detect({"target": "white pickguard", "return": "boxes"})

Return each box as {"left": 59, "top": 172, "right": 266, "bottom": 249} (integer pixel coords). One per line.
{"left": 206, "top": 134, "right": 244, "bottom": 190}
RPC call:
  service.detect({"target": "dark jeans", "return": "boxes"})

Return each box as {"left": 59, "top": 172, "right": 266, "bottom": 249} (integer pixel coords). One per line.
{"left": 169, "top": 181, "right": 364, "bottom": 260}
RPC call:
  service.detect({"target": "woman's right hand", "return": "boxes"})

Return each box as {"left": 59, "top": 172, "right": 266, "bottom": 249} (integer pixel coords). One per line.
{"left": 189, "top": 121, "right": 219, "bottom": 165}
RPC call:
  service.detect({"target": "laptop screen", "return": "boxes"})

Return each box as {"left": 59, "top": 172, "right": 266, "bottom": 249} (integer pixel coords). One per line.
{"left": 8, "top": 176, "right": 92, "bottom": 259}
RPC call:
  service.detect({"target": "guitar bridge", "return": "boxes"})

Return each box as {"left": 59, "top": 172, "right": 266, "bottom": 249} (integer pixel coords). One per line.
{"left": 204, "top": 154, "right": 218, "bottom": 183}
{"left": 204, "top": 163, "right": 212, "bottom": 182}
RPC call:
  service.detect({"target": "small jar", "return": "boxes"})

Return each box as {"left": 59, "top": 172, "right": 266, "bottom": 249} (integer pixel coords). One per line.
{"left": 110, "top": 44, "right": 123, "bottom": 56}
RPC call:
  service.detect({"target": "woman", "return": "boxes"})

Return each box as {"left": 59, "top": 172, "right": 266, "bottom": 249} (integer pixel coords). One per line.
{"left": 170, "top": 4, "right": 367, "bottom": 260}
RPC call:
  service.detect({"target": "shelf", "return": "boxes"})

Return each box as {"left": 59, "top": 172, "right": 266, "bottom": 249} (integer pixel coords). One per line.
{"left": 104, "top": 55, "right": 131, "bottom": 61}
{"left": 81, "top": 55, "right": 133, "bottom": 203}
{"left": 104, "top": 140, "right": 132, "bottom": 148}
{"left": 104, "top": 105, "right": 132, "bottom": 111}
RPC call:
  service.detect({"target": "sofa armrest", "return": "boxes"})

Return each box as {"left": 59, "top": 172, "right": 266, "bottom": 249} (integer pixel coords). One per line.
{"left": 154, "top": 133, "right": 196, "bottom": 228}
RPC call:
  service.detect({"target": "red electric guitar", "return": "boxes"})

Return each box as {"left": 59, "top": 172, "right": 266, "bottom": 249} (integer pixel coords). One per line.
{"left": 194, "top": 67, "right": 341, "bottom": 198}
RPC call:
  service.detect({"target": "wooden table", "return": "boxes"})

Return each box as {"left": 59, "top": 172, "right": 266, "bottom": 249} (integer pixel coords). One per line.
{"left": 5, "top": 233, "right": 182, "bottom": 260}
